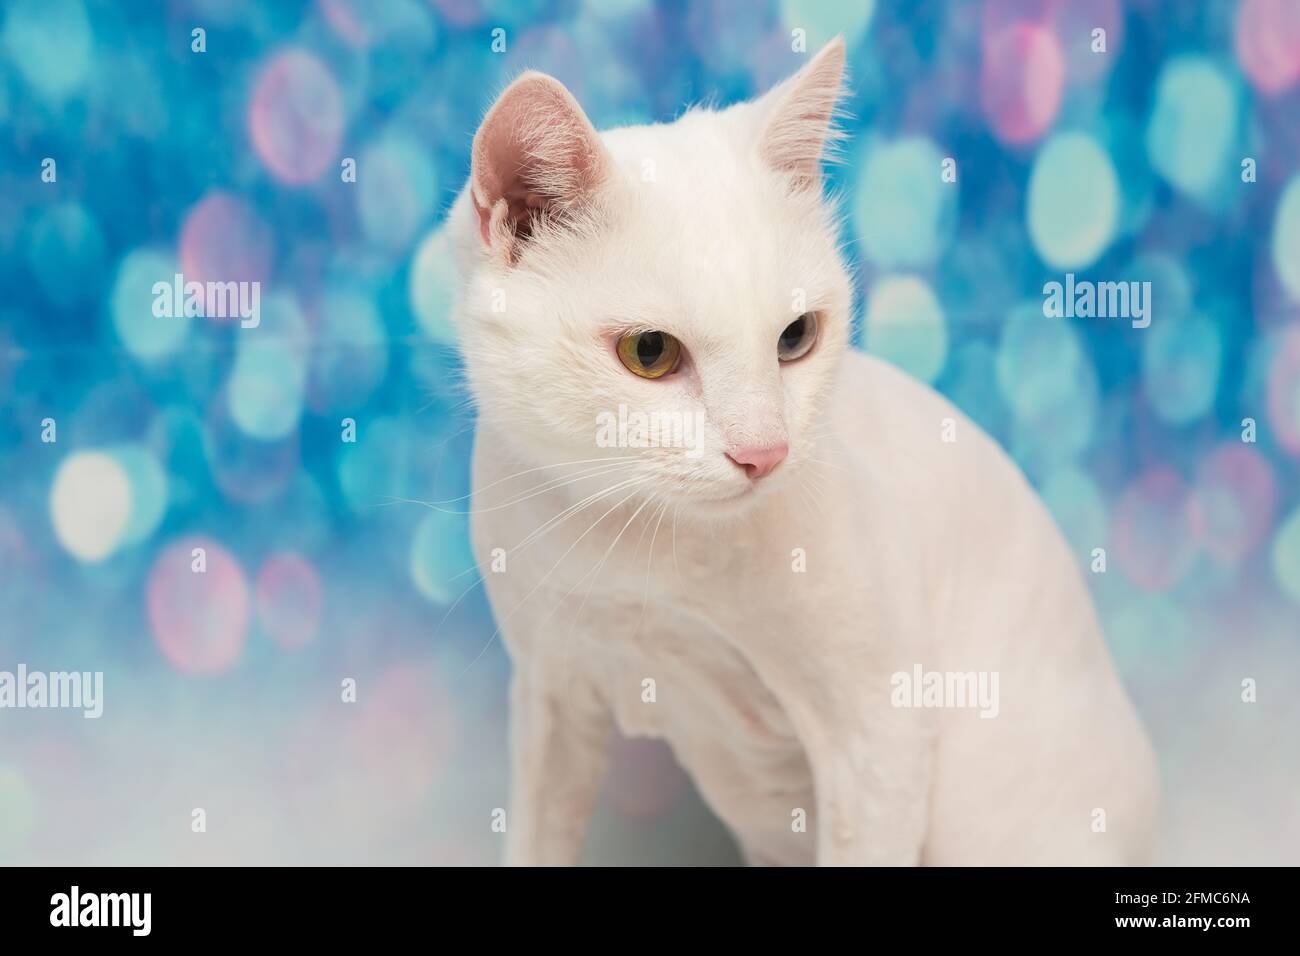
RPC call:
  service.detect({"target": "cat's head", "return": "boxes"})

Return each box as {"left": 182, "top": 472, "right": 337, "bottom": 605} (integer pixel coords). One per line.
{"left": 453, "top": 39, "right": 851, "bottom": 516}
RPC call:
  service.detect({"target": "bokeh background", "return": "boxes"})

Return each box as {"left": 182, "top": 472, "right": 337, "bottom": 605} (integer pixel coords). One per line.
{"left": 2, "top": 0, "right": 1299, "bottom": 865}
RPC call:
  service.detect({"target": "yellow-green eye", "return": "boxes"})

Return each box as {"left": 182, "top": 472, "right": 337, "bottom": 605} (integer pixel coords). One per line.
{"left": 778, "top": 312, "right": 818, "bottom": 361}
{"left": 617, "top": 330, "right": 681, "bottom": 379}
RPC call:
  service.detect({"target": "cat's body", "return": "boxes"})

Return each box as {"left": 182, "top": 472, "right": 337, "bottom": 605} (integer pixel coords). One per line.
{"left": 450, "top": 40, "right": 1158, "bottom": 865}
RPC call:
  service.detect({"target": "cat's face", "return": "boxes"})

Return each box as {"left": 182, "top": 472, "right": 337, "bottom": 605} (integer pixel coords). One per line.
{"left": 455, "top": 40, "right": 850, "bottom": 516}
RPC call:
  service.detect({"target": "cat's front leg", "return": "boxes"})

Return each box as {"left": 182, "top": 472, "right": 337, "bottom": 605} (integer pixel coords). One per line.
{"left": 798, "top": 699, "right": 935, "bottom": 866}
{"left": 504, "top": 661, "right": 612, "bottom": 866}
{"left": 734, "top": 633, "right": 936, "bottom": 866}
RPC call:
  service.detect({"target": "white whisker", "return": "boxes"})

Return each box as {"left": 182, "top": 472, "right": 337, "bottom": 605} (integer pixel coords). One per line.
{"left": 424, "top": 455, "right": 640, "bottom": 507}
{"left": 456, "top": 478, "right": 653, "bottom": 678}
{"left": 563, "top": 492, "right": 659, "bottom": 643}
{"left": 631, "top": 498, "right": 670, "bottom": 641}
{"left": 434, "top": 472, "right": 651, "bottom": 642}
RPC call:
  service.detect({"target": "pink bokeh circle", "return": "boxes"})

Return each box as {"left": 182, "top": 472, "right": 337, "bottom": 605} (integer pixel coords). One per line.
{"left": 980, "top": 21, "right": 1065, "bottom": 146}
{"left": 248, "top": 49, "right": 344, "bottom": 185}
{"left": 147, "top": 536, "right": 250, "bottom": 676}
{"left": 1189, "top": 444, "right": 1277, "bottom": 565}
{"left": 1110, "top": 468, "right": 1198, "bottom": 592}
{"left": 1235, "top": 0, "right": 1300, "bottom": 95}
{"left": 255, "top": 552, "right": 323, "bottom": 651}
{"left": 178, "top": 192, "right": 273, "bottom": 320}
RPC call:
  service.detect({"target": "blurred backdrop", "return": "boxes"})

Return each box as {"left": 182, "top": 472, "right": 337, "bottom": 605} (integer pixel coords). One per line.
{"left": 1, "top": 0, "right": 1299, "bottom": 865}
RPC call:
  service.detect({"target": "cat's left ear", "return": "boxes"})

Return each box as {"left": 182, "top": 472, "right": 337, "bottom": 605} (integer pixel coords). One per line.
{"left": 755, "top": 37, "right": 847, "bottom": 190}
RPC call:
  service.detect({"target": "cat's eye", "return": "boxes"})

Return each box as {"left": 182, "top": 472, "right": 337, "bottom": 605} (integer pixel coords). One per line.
{"left": 778, "top": 312, "right": 818, "bottom": 362}
{"left": 617, "top": 330, "right": 681, "bottom": 379}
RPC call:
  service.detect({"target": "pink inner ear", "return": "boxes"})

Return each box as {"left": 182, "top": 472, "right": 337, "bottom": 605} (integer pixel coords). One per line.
{"left": 470, "top": 72, "right": 610, "bottom": 255}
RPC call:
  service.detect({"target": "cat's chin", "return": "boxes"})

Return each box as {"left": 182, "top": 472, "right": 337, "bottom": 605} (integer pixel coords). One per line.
{"left": 701, "top": 486, "right": 754, "bottom": 506}
{"left": 676, "top": 479, "right": 785, "bottom": 520}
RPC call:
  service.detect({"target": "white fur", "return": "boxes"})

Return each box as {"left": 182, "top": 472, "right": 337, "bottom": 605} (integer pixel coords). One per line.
{"left": 448, "top": 40, "right": 1158, "bottom": 866}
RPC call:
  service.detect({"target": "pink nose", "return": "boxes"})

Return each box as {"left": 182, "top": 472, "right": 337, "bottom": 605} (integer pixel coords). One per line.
{"left": 727, "top": 442, "right": 788, "bottom": 480}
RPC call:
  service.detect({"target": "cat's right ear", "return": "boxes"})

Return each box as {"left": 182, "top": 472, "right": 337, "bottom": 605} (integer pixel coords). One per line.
{"left": 470, "top": 72, "right": 612, "bottom": 261}
{"left": 755, "top": 37, "right": 847, "bottom": 192}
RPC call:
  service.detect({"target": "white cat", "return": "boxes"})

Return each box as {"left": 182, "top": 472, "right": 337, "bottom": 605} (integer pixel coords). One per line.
{"left": 447, "top": 39, "right": 1158, "bottom": 866}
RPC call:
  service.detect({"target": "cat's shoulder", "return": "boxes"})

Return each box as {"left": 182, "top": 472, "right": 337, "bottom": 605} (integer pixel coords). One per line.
{"left": 833, "top": 349, "right": 968, "bottom": 440}
{"left": 831, "top": 349, "right": 1020, "bottom": 496}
